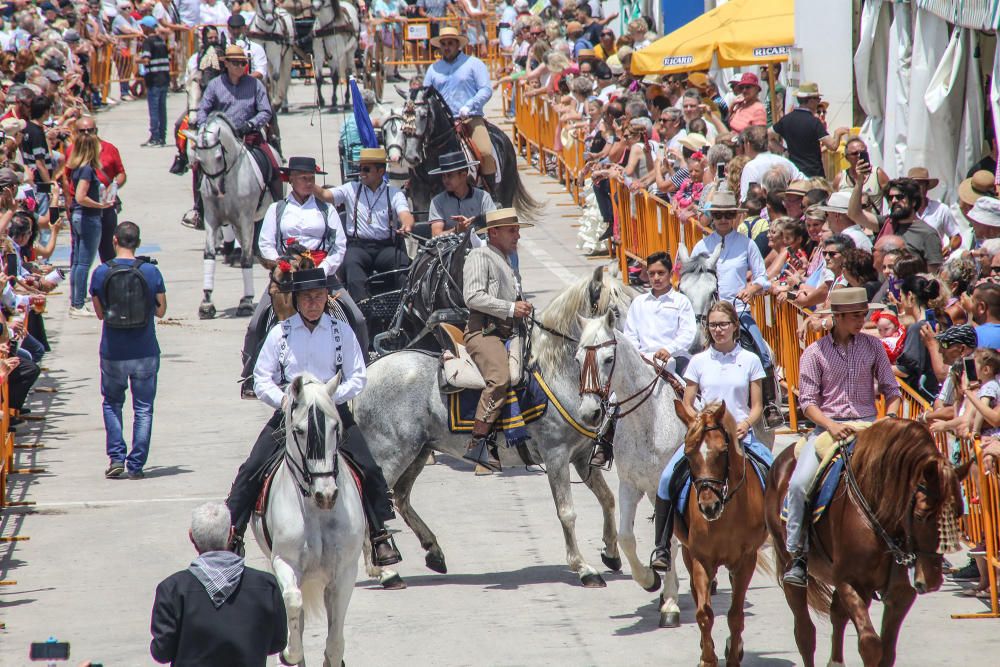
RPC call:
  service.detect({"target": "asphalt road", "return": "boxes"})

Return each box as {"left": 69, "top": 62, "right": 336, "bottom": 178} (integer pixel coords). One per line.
{"left": 0, "top": 77, "right": 997, "bottom": 667}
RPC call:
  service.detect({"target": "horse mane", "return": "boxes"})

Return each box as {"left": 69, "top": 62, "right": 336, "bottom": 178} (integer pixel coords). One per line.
{"left": 421, "top": 86, "right": 455, "bottom": 123}
{"left": 684, "top": 402, "right": 741, "bottom": 456}
{"left": 851, "top": 420, "right": 954, "bottom": 529}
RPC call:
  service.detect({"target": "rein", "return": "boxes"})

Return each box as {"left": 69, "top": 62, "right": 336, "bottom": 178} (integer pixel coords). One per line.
{"left": 689, "top": 424, "right": 748, "bottom": 511}
{"left": 577, "top": 337, "right": 668, "bottom": 420}
{"left": 284, "top": 409, "right": 341, "bottom": 498}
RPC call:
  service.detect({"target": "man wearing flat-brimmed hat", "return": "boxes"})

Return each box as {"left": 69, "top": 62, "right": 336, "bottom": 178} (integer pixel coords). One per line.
{"left": 326, "top": 147, "right": 414, "bottom": 303}
{"left": 907, "top": 166, "right": 962, "bottom": 254}
{"left": 782, "top": 287, "right": 901, "bottom": 588}
{"left": 771, "top": 82, "right": 850, "bottom": 178}
{"left": 461, "top": 208, "right": 534, "bottom": 472}
{"left": 692, "top": 190, "right": 783, "bottom": 427}
{"left": 427, "top": 150, "right": 496, "bottom": 239}
{"left": 423, "top": 26, "right": 499, "bottom": 193}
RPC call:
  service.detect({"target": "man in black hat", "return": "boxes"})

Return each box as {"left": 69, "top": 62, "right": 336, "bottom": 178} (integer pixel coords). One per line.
{"left": 227, "top": 13, "right": 268, "bottom": 81}
{"left": 225, "top": 267, "right": 402, "bottom": 566}
{"left": 427, "top": 150, "right": 496, "bottom": 238}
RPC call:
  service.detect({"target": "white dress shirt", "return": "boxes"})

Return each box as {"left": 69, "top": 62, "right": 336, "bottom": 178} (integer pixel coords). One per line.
{"left": 739, "top": 152, "right": 806, "bottom": 200}
{"left": 331, "top": 181, "right": 410, "bottom": 241}
{"left": 691, "top": 230, "right": 770, "bottom": 309}
{"left": 259, "top": 194, "right": 347, "bottom": 276}
{"left": 235, "top": 35, "right": 269, "bottom": 79}
{"left": 254, "top": 313, "right": 366, "bottom": 410}
{"left": 920, "top": 199, "right": 960, "bottom": 245}
{"left": 623, "top": 289, "right": 697, "bottom": 359}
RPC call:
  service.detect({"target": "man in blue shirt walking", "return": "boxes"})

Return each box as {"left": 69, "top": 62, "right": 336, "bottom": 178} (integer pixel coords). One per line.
{"left": 423, "top": 26, "right": 497, "bottom": 193}
{"left": 90, "top": 221, "right": 167, "bottom": 479}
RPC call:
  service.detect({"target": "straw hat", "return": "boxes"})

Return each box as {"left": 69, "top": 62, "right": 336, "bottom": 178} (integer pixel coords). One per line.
{"left": 817, "top": 287, "right": 872, "bottom": 315}
{"left": 958, "top": 170, "right": 996, "bottom": 206}
{"left": 677, "top": 132, "right": 709, "bottom": 152}
{"left": 816, "top": 191, "right": 850, "bottom": 214}
{"left": 483, "top": 208, "right": 533, "bottom": 230}
{"left": 906, "top": 166, "right": 939, "bottom": 189}
{"left": 358, "top": 147, "right": 388, "bottom": 164}
{"left": 796, "top": 82, "right": 821, "bottom": 99}
{"left": 430, "top": 26, "right": 468, "bottom": 49}
{"left": 701, "top": 190, "right": 744, "bottom": 213}
{"left": 224, "top": 45, "right": 248, "bottom": 61}
{"left": 784, "top": 180, "right": 811, "bottom": 196}
{"left": 686, "top": 72, "right": 710, "bottom": 90}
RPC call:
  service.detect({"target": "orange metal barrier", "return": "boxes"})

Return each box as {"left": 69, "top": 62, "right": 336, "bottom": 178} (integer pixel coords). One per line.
{"left": 953, "top": 437, "right": 1000, "bottom": 618}
{"left": 368, "top": 15, "right": 501, "bottom": 70}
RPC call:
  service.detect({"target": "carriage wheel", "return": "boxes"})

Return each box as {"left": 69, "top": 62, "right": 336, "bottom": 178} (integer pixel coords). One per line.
{"left": 373, "top": 40, "right": 385, "bottom": 102}
{"left": 363, "top": 48, "right": 380, "bottom": 103}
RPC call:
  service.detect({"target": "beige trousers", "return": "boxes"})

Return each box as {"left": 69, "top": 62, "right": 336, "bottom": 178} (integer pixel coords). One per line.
{"left": 464, "top": 331, "right": 509, "bottom": 424}
{"left": 464, "top": 116, "right": 497, "bottom": 176}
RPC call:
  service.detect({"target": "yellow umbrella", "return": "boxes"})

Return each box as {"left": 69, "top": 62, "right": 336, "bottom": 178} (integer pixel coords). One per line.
{"left": 631, "top": 0, "right": 794, "bottom": 76}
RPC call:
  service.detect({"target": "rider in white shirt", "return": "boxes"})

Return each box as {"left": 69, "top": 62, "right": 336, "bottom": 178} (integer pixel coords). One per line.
{"left": 226, "top": 267, "right": 402, "bottom": 566}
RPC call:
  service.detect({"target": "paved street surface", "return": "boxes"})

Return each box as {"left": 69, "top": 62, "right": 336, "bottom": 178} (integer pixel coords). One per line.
{"left": 1, "top": 79, "right": 998, "bottom": 666}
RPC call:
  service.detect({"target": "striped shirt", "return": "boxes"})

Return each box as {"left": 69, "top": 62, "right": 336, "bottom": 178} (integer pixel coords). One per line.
{"left": 799, "top": 332, "right": 901, "bottom": 420}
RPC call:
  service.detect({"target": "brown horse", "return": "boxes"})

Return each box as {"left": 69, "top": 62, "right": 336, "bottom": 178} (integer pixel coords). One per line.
{"left": 674, "top": 400, "right": 768, "bottom": 667}
{"left": 267, "top": 245, "right": 319, "bottom": 321}
{"left": 764, "top": 419, "right": 963, "bottom": 667}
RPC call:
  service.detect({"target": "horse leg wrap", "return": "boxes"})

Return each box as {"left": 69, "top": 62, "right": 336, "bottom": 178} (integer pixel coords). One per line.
{"left": 242, "top": 268, "right": 255, "bottom": 298}
{"left": 203, "top": 259, "right": 216, "bottom": 291}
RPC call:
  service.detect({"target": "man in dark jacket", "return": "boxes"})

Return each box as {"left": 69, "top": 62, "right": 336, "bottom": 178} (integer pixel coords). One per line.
{"left": 150, "top": 502, "right": 286, "bottom": 666}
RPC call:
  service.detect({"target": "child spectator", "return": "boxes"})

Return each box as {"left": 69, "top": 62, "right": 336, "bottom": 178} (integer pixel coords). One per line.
{"left": 872, "top": 310, "right": 906, "bottom": 362}
{"left": 962, "top": 347, "right": 1000, "bottom": 437}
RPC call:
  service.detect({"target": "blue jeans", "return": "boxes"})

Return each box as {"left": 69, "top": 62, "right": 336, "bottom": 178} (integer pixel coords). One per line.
{"left": 101, "top": 355, "right": 159, "bottom": 472}
{"left": 71, "top": 208, "right": 102, "bottom": 308}
{"left": 18, "top": 333, "right": 45, "bottom": 363}
{"left": 147, "top": 84, "right": 167, "bottom": 142}
{"left": 739, "top": 311, "right": 772, "bottom": 369}
{"left": 657, "top": 430, "right": 770, "bottom": 500}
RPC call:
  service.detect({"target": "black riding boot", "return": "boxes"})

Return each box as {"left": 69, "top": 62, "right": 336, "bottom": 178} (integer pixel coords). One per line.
{"left": 761, "top": 368, "right": 783, "bottom": 428}
{"left": 463, "top": 419, "right": 501, "bottom": 472}
{"left": 360, "top": 492, "right": 402, "bottom": 566}
{"left": 650, "top": 496, "right": 674, "bottom": 572}
{"left": 589, "top": 412, "right": 616, "bottom": 469}
{"left": 269, "top": 175, "right": 284, "bottom": 203}
{"left": 482, "top": 173, "right": 499, "bottom": 204}
{"left": 783, "top": 553, "right": 808, "bottom": 587}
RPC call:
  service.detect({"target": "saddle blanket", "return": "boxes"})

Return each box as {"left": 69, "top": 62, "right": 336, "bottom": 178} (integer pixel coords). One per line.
{"left": 780, "top": 437, "right": 857, "bottom": 525}
{"left": 447, "top": 371, "right": 548, "bottom": 448}
{"left": 671, "top": 441, "right": 773, "bottom": 521}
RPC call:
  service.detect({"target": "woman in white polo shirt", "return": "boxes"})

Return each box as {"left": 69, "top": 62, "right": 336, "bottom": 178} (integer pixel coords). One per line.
{"left": 649, "top": 300, "right": 773, "bottom": 571}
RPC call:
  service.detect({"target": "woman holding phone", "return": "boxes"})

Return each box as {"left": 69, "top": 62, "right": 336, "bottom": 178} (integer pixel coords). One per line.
{"left": 67, "top": 133, "right": 112, "bottom": 318}
{"left": 896, "top": 274, "right": 950, "bottom": 401}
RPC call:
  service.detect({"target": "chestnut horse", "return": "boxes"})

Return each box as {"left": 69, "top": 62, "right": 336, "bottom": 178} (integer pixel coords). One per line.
{"left": 764, "top": 419, "right": 963, "bottom": 667}
{"left": 674, "top": 400, "right": 768, "bottom": 667}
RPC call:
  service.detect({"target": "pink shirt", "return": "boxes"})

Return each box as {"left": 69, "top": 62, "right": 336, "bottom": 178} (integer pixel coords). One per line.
{"left": 799, "top": 332, "right": 901, "bottom": 420}
{"left": 728, "top": 101, "right": 767, "bottom": 133}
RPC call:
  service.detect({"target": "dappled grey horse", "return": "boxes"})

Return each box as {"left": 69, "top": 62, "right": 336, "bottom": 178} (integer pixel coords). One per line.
{"left": 252, "top": 0, "right": 295, "bottom": 112}
{"left": 184, "top": 112, "right": 274, "bottom": 319}
{"left": 353, "top": 268, "right": 636, "bottom": 589}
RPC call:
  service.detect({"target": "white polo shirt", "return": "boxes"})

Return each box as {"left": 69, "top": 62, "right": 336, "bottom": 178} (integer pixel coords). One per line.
{"left": 331, "top": 181, "right": 410, "bottom": 241}
{"left": 683, "top": 345, "right": 766, "bottom": 424}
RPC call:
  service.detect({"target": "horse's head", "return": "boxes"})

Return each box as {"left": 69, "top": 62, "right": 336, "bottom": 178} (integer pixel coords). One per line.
{"left": 256, "top": 0, "right": 278, "bottom": 22}
{"left": 574, "top": 309, "right": 618, "bottom": 428}
{"left": 311, "top": 0, "right": 340, "bottom": 17}
{"left": 285, "top": 372, "right": 344, "bottom": 510}
{"left": 676, "top": 401, "right": 739, "bottom": 522}
{"left": 401, "top": 95, "right": 429, "bottom": 166}
{"left": 182, "top": 113, "right": 235, "bottom": 173}
{"left": 382, "top": 113, "right": 409, "bottom": 167}
{"left": 909, "top": 456, "right": 964, "bottom": 594}
{"left": 677, "top": 244, "right": 722, "bottom": 349}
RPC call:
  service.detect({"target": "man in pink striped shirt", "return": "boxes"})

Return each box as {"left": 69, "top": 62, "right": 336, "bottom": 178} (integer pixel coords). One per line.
{"left": 783, "top": 287, "right": 901, "bottom": 587}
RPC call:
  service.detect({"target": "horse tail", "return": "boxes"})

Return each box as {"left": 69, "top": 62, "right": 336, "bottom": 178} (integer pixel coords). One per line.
{"left": 806, "top": 577, "right": 833, "bottom": 617}
{"left": 754, "top": 538, "right": 774, "bottom": 579}
{"left": 299, "top": 575, "right": 326, "bottom": 624}
{"left": 512, "top": 173, "right": 543, "bottom": 221}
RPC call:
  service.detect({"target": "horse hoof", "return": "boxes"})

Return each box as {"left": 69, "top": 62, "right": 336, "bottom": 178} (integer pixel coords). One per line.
{"left": 278, "top": 652, "right": 300, "bottom": 666}
{"left": 601, "top": 553, "right": 622, "bottom": 572}
{"left": 236, "top": 301, "right": 254, "bottom": 317}
{"left": 659, "top": 610, "right": 681, "bottom": 628}
{"left": 724, "top": 637, "right": 743, "bottom": 663}
{"left": 425, "top": 552, "right": 448, "bottom": 574}
{"left": 381, "top": 572, "right": 407, "bottom": 590}
{"left": 643, "top": 569, "right": 662, "bottom": 593}
{"left": 198, "top": 303, "right": 216, "bottom": 320}
{"left": 580, "top": 572, "right": 606, "bottom": 588}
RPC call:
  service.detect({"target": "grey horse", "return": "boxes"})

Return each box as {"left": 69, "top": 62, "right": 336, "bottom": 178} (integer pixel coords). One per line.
{"left": 252, "top": 0, "right": 295, "bottom": 112}
{"left": 353, "top": 267, "right": 636, "bottom": 588}
{"left": 184, "top": 112, "right": 274, "bottom": 319}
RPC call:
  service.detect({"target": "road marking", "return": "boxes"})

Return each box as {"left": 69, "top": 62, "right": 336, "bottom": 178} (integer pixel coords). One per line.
{"left": 518, "top": 237, "right": 576, "bottom": 287}
{"left": 25, "top": 495, "right": 222, "bottom": 509}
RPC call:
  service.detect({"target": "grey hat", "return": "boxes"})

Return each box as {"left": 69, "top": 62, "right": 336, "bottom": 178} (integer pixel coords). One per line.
{"left": 63, "top": 29, "right": 81, "bottom": 43}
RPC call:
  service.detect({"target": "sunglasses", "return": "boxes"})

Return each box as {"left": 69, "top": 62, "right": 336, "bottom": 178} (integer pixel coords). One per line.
{"left": 76, "top": 127, "right": 96, "bottom": 134}
{"left": 822, "top": 250, "right": 840, "bottom": 258}
{"left": 360, "top": 166, "right": 381, "bottom": 174}
{"left": 712, "top": 212, "right": 738, "bottom": 220}
{"left": 887, "top": 193, "right": 906, "bottom": 202}
{"left": 991, "top": 266, "right": 1000, "bottom": 274}
{"left": 529, "top": 30, "right": 543, "bottom": 36}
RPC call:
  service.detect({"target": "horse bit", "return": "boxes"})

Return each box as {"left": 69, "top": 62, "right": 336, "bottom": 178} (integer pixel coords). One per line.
{"left": 285, "top": 410, "right": 341, "bottom": 498}
{"left": 689, "top": 424, "right": 748, "bottom": 510}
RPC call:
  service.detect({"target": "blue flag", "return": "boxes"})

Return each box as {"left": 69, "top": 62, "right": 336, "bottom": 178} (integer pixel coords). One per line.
{"left": 350, "top": 78, "right": 379, "bottom": 149}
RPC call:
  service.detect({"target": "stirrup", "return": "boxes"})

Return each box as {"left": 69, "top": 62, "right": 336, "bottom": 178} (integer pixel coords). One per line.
{"left": 649, "top": 549, "right": 671, "bottom": 572}
{"left": 372, "top": 530, "right": 402, "bottom": 566}
{"left": 589, "top": 440, "right": 613, "bottom": 470}
{"left": 463, "top": 436, "right": 501, "bottom": 472}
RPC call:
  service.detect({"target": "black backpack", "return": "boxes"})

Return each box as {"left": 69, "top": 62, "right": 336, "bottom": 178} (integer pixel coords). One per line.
{"left": 102, "top": 257, "right": 155, "bottom": 329}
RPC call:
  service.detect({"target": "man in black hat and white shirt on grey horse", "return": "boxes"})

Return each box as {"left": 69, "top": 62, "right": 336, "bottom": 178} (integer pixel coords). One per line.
{"left": 428, "top": 150, "right": 496, "bottom": 241}
{"left": 225, "top": 266, "right": 403, "bottom": 566}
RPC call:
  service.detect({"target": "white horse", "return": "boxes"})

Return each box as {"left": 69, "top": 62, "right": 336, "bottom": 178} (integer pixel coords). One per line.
{"left": 353, "top": 268, "right": 635, "bottom": 589}
{"left": 253, "top": 0, "right": 296, "bottom": 112}
{"left": 573, "top": 310, "right": 688, "bottom": 628}
{"left": 184, "top": 112, "right": 273, "bottom": 319}
{"left": 251, "top": 372, "right": 365, "bottom": 667}
{"left": 312, "top": 0, "right": 358, "bottom": 109}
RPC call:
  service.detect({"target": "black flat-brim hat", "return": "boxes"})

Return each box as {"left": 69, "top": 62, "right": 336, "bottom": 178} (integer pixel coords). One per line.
{"left": 428, "top": 150, "right": 478, "bottom": 175}
{"left": 290, "top": 268, "right": 327, "bottom": 292}
{"left": 279, "top": 156, "right": 327, "bottom": 175}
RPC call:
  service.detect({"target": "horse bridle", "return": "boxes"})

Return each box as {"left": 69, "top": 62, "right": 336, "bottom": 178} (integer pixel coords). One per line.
{"left": 312, "top": 0, "right": 355, "bottom": 38}
{"left": 688, "top": 424, "right": 747, "bottom": 514}
{"left": 382, "top": 114, "right": 408, "bottom": 159}
{"left": 284, "top": 408, "right": 342, "bottom": 498}
{"left": 841, "top": 444, "right": 941, "bottom": 567}
{"left": 578, "top": 336, "right": 665, "bottom": 420}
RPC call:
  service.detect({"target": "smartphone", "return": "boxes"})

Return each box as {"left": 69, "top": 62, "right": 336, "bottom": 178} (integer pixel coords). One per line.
{"left": 965, "top": 358, "right": 979, "bottom": 383}
{"left": 29, "top": 641, "right": 70, "bottom": 661}
{"left": 4, "top": 252, "right": 16, "bottom": 284}
{"left": 858, "top": 149, "right": 870, "bottom": 164}
{"left": 924, "top": 308, "right": 937, "bottom": 330}
{"left": 715, "top": 162, "right": 726, "bottom": 180}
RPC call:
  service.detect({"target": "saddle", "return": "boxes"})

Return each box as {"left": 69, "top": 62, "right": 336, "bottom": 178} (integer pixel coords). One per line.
{"left": 792, "top": 421, "right": 872, "bottom": 493}
{"left": 437, "top": 322, "right": 526, "bottom": 393}
{"left": 456, "top": 121, "right": 506, "bottom": 190}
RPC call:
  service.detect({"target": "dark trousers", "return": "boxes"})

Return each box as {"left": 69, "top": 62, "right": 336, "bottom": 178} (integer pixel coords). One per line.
{"left": 146, "top": 84, "right": 168, "bottom": 142}
{"left": 98, "top": 205, "right": 119, "bottom": 264}
{"left": 342, "top": 239, "right": 409, "bottom": 303}
{"left": 9, "top": 355, "right": 40, "bottom": 412}
{"left": 18, "top": 333, "right": 45, "bottom": 363}
{"left": 26, "top": 310, "right": 49, "bottom": 353}
{"left": 226, "top": 405, "right": 394, "bottom": 534}
{"left": 594, "top": 179, "right": 614, "bottom": 224}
